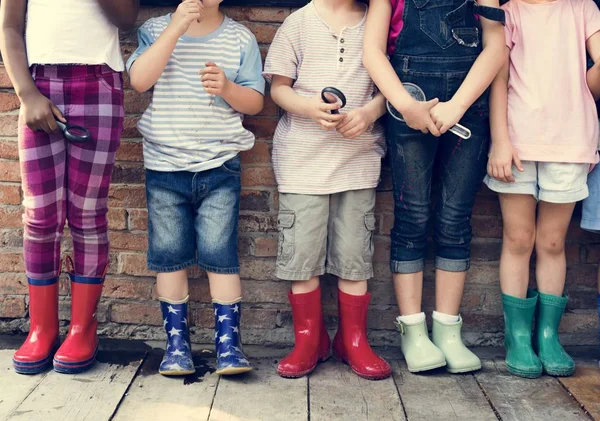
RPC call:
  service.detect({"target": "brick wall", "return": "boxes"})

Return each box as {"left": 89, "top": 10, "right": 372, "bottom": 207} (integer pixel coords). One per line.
{"left": 0, "top": 6, "right": 598, "bottom": 348}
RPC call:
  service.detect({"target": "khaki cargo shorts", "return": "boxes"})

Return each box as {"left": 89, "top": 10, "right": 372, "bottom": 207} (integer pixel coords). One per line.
{"left": 275, "top": 188, "right": 376, "bottom": 281}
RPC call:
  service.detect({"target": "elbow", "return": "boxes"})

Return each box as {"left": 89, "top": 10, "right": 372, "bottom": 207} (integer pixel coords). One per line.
{"left": 247, "top": 97, "right": 265, "bottom": 116}
{"left": 129, "top": 77, "right": 149, "bottom": 93}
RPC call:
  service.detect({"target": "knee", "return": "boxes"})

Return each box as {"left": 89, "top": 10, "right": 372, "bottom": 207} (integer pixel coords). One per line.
{"left": 68, "top": 207, "right": 108, "bottom": 232}
{"left": 536, "top": 232, "right": 566, "bottom": 256}
{"left": 504, "top": 227, "right": 536, "bottom": 255}
{"left": 22, "top": 208, "right": 64, "bottom": 235}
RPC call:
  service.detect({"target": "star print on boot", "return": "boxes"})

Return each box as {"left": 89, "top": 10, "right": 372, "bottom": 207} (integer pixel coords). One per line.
{"left": 158, "top": 297, "right": 195, "bottom": 376}
{"left": 214, "top": 299, "right": 252, "bottom": 375}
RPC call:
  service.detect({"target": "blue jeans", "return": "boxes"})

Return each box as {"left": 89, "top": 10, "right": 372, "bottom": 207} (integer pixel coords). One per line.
{"left": 386, "top": 57, "right": 490, "bottom": 274}
{"left": 146, "top": 156, "right": 241, "bottom": 274}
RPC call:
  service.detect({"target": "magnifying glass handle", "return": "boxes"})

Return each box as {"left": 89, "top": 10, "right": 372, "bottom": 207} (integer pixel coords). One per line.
{"left": 449, "top": 123, "right": 471, "bottom": 140}
{"left": 56, "top": 121, "right": 67, "bottom": 132}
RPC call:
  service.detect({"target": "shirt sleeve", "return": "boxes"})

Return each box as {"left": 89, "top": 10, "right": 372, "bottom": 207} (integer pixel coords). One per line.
{"left": 584, "top": 0, "right": 600, "bottom": 40}
{"left": 503, "top": 6, "right": 515, "bottom": 50}
{"left": 236, "top": 35, "right": 266, "bottom": 95}
{"left": 126, "top": 20, "right": 157, "bottom": 73}
{"left": 263, "top": 20, "right": 299, "bottom": 83}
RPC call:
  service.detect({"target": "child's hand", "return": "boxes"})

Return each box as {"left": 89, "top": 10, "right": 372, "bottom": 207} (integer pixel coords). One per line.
{"left": 307, "top": 94, "right": 346, "bottom": 131}
{"left": 21, "top": 91, "right": 66, "bottom": 133}
{"left": 337, "top": 106, "right": 374, "bottom": 139}
{"left": 171, "top": 0, "right": 203, "bottom": 36}
{"left": 200, "top": 62, "right": 230, "bottom": 97}
{"left": 430, "top": 100, "right": 466, "bottom": 135}
{"left": 398, "top": 98, "right": 441, "bottom": 136}
{"left": 487, "top": 140, "right": 524, "bottom": 183}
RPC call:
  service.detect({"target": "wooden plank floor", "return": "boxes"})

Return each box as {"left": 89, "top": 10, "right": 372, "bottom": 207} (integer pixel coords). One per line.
{"left": 0, "top": 345, "right": 598, "bottom": 421}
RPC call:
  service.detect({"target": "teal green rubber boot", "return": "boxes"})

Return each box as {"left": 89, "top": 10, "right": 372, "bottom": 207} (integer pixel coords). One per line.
{"left": 534, "top": 291, "right": 575, "bottom": 377}
{"left": 502, "top": 291, "right": 543, "bottom": 378}
{"left": 432, "top": 316, "right": 481, "bottom": 374}
{"left": 396, "top": 317, "right": 446, "bottom": 373}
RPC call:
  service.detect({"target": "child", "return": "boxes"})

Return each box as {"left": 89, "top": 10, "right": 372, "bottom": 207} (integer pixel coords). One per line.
{"left": 0, "top": 0, "right": 139, "bottom": 375}
{"left": 362, "top": 0, "right": 505, "bottom": 373}
{"left": 584, "top": 56, "right": 600, "bottom": 361}
{"left": 486, "top": 0, "right": 600, "bottom": 378}
{"left": 264, "top": 0, "right": 390, "bottom": 380}
{"left": 127, "top": 0, "right": 264, "bottom": 376}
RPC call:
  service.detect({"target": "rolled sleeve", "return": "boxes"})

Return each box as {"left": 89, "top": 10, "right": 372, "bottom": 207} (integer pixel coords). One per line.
{"left": 584, "top": 0, "right": 600, "bottom": 40}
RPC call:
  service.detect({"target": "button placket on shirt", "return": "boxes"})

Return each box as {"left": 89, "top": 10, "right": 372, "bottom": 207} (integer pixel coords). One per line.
{"left": 336, "top": 29, "right": 347, "bottom": 69}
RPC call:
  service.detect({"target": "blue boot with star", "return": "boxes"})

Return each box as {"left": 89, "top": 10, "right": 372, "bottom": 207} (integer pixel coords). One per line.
{"left": 214, "top": 299, "right": 252, "bottom": 375}
{"left": 158, "top": 296, "right": 195, "bottom": 376}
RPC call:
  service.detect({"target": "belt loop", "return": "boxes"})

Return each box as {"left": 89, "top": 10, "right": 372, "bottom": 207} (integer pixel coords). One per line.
{"left": 403, "top": 56, "right": 409, "bottom": 72}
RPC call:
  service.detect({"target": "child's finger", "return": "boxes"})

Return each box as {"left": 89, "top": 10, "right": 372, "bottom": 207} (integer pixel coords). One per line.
{"left": 45, "top": 113, "right": 59, "bottom": 133}
{"left": 342, "top": 126, "right": 362, "bottom": 139}
{"left": 427, "top": 120, "right": 441, "bottom": 137}
{"left": 513, "top": 154, "right": 524, "bottom": 172}
{"left": 425, "top": 98, "right": 439, "bottom": 109}
{"left": 319, "top": 102, "right": 341, "bottom": 112}
{"left": 203, "top": 81, "right": 219, "bottom": 88}
{"left": 51, "top": 104, "right": 66, "bottom": 123}
{"left": 504, "top": 164, "right": 514, "bottom": 183}
{"left": 337, "top": 114, "right": 354, "bottom": 132}
{"left": 200, "top": 67, "right": 221, "bottom": 75}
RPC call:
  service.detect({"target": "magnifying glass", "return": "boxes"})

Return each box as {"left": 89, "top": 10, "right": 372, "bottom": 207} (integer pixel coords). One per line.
{"left": 56, "top": 120, "right": 92, "bottom": 143}
{"left": 386, "top": 83, "right": 471, "bottom": 140}
{"left": 321, "top": 87, "right": 347, "bottom": 114}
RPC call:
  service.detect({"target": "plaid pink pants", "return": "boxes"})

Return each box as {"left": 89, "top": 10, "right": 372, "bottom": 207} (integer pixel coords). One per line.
{"left": 19, "top": 65, "right": 124, "bottom": 280}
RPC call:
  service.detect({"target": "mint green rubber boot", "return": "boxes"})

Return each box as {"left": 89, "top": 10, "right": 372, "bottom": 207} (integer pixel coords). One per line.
{"left": 502, "top": 291, "right": 543, "bottom": 378}
{"left": 432, "top": 316, "right": 481, "bottom": 374}
{"left": 396, "top": 318, "right": 446, "bottom": 373}
{"left": 534, "top": 291, "right": 575, "bottom": 377}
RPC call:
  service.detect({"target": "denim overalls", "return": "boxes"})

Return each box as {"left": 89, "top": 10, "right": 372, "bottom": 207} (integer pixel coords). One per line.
{"left": 386, "top": 0, "right": 504, "bottom": 274}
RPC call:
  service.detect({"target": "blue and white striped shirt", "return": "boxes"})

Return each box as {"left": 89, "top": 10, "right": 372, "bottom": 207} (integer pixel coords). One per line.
{"left": 127, "top": 15, "right": 265, "bottom": 172}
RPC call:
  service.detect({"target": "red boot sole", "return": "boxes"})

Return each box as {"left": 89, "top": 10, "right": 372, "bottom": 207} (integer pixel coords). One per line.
{"left": 333, "top": 353, "right": 392, "bottom": 381}
{"left": 277, "top": 355, "right": 329, "bottom": 379}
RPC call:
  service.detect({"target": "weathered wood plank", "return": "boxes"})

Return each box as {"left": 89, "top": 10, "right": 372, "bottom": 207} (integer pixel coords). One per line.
{"left": 113, "top": 352, "right": 219, "bottom": 421}
{"left": 392, "top": 361, "right": 497, "bottom": 421}
{"left": 558, "top": 360, "right": 600, "bottom": 420}
{"left": 475, "top": 359, "right": 589, "bottom": 421}
{"left": 7, "top": 354, "right": 142, "bottom": 421}
{"left": 0, "top": 350, "right": 46, "bottom": 420}
{"left": 208, "top": 359, "right": 307, "bottom": 421}
{"left": 309, "top": 360, "right": 406, "bottom": 421}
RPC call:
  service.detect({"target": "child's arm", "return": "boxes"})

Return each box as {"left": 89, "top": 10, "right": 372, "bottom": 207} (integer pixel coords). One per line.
{"left": 487, "top": 53, "right": 523, "bottom": 183}
{"left": 337, "top": 93, "right": 386, "bottom": 139}
{"left": 96, "top": 0, "right": 140, "bottom": 30}
{"left": 0, "top": 0, "right": 66, "bottom": 133}
{"left": 270, "top": 75, "right": 346, "bottom": 130}
{"left": 587, "top": 32, "right": 600, "bottom": 100}
{"left": 362, "top": 0, "right": 440, "bottom": 136}
{"left": 128, "top": 0, "right": 202, "bottom": 93}
{"left": 200, "top": 62, "right": 264, "bottom": 115}
{"left": 430, "top": 0, "right": 506, "bottom": 134}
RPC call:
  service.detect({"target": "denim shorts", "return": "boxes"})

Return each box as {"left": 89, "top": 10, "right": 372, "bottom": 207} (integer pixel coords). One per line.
{"left": 145, "top": 156, "right": 241, "bottom": 274}
{"left": 582, "top": 163, "right": 600, "bottom": 233}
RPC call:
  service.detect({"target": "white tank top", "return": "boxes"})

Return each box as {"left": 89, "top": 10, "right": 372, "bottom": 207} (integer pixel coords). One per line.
{"left": 25, "top": 0, "right": 124, "bottom": 71}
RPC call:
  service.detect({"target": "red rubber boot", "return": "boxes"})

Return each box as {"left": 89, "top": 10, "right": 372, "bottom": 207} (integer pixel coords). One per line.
{"left": 332, "top": 290, "right": 392, "bottom": 380}
{"left": 53, "top": 269, "right": 103, "bottom": 374}
{"left": 13, "top": 277, "right": 60, "bottom": 374}
{"left": 277, "top": 287, "right": 331, "bottom": 378}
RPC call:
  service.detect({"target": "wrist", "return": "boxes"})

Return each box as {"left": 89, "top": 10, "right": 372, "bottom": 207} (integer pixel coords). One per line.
{"left": 166, "top": 20, "right": 186, "bottom": 38}
{"left": 17, "top": 87, "right": 42, "bottom": 103}
{"left": 220, "top": 79, "right": 233, "bottom": 99}
{"left": 449, "top": 97, "right": 468, "bottom": 115}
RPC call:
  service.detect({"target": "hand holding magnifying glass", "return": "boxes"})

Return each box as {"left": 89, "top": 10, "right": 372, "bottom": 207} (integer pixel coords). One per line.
{"left": 56, "top": 120, "right": 92, "bottom": 143}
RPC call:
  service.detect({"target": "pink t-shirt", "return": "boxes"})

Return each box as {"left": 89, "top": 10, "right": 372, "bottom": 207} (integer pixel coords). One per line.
{"left": 388, "top": 0, "right": 405, "bottom": 55}
{"left": 504, "top": 0, "right": 600, "bottom": 164}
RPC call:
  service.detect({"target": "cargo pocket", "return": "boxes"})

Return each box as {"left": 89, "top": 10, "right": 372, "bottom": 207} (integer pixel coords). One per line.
{"left": 362, "top": 213, "right": 376, "bottom": 263}
{"left": 277, "top": 211, "right": 295, "bottom": 261}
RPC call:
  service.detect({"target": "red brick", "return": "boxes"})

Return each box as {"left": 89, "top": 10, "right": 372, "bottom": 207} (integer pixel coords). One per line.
{"left": 473, "top": 194, "right": 501, "bottom": 216}
{"left": 109, "top": 231, "right": 148, "bottom": 251}
{"left": 108, "top": 208, "right": 127, "bottom": 231}
{"left": 111, "top": 162, "right": 145, "bottom": 184}
{"left": 223, "top": 7, "right": 291, "bottom": 23}
{"left": 567, "top": 264, "right": 598, "bottom": 288}
{"left": 0, "top": 92, "right": 20, "bottom": 112}
{"left": 373, "top": 236, "right": 390, "bottom": 263}
{"left": 108, "top": 185, "right": 147, "bottom": 207}
{"left": 116, "top": 140, "right": 143, "bottom": 162}
{"left": 238, "top": 214, "right": 277, "bottom": 233}
{"left": 111, "top": 301, "right": 162, "bottom": 325}
{"left": 243, "top": 117, "right": 278, "bottom": 140}
{"left": 103, "top": 276, "right": 153, "bottom": 300}
{"left": 241, "top": 166, "right": 277, "bottom": 187}
{"left": 0, "top": 228, "right": 23, "bottom": 248}
{"left": 258, "top": 94, "right": 279, "bottom": 118}
{"left": 0, "top": 66, "right": 13, "bottom": 88}
{"left": 472, "top": 216, "right": 503, "bottom": 239}
{"left": 244, "top": 22, "right": 279, "bottom": 44}
{"left": 240, "top": 189, "right": 271, "bottom": 212}
{"left": 254, "top": 236, "right": 278, "bottom": 257}
{"left": 0, "top": 296, "right": 26, "bottom": 318}
{"left": 375, "top": 191, "right": 394, "bottom": 213}
{"left": 0, "top": 252, "right": 24, "bottom": 273}
{"left": 128, "top": 209, "right": 148, "bottom": 231}
{"left": 0, "top": 183, "right": 21, "bottom": 205}
{"left": 122, "top": 116, "right": 141, "bottom": 138}
{"left": 0, "top": 139, "right": 19, "bottom": 160}
{"left": 0, "top": 160, "right": 21, "bottom": 182}
{"left": 565, "top": 243, "right": 581, "bottom": 265}
{"left": 120, "top": 253, "right": 155, "bottom": 277}
{"left": 124, "top": 90, "right": 152, "bottom": 114}
{"left": 0, "top": 115, "right": 19, "bottom": 136}
{"left": 0, "top": 272, "right": 27, "bottom": 294}
{"left": 0, "top": 206, "right": 22, "bottom": 228}
{"left": 241, "top": 142, "right": 272, "bottom": 165}
{"left": 379, "top": 213, "right": 394, "bottom": 236}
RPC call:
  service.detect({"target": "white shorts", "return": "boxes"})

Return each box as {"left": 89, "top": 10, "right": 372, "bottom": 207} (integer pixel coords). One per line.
{"left": 484, "top": 161, "right": 589, "bottom": 203}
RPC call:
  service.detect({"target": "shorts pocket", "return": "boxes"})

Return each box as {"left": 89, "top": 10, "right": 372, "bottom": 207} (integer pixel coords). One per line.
{"left": 362, "top": 213, "right": 376, "bottom": 263}
{"left": 277, "top": 211, "right": 296, "bottom": 261}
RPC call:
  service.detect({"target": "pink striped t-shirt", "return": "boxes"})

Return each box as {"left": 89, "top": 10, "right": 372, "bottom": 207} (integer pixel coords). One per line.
{"left": 263, "top": 2, "right": 386, "bottom": 195}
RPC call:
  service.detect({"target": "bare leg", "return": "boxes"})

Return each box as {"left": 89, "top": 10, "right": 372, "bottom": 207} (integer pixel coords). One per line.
{"left": 435, "top": 270, "right": 466, "bottom": 315}
{"left": 393, "top": 272, "right": 423, "bottom": 316}
{"left": 535, "top": 201, "right": 576, "bottom": 296}
{"left": 291, "top": 276, "right": 320, "bottom": 294}
{"left": 208, "top": 272, "right": 242, "bottom": 302}
{"left": 338, "top": 279, "right": 367, "bottom": 295}
{"left": 498, "top": 194, "right": 537, "bottom": 298}
{"left": 157, "top": 269, "right": 189, "bottom": 301}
